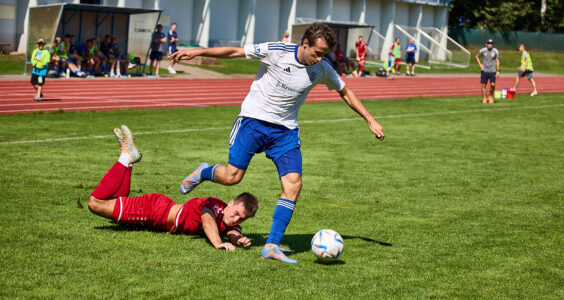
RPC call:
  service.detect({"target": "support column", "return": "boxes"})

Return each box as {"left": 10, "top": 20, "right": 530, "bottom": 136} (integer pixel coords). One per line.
{"left": 239, "top": 0, "right": 256, "bottom": 46}
{"left": 379, "top": 0, "right": 395, "bottom": 60}
{"left": 195, "top": 0, "right": 210, "bottom": 47}
{"left": 17, "top": 0, "right": 37, "bottom": 54}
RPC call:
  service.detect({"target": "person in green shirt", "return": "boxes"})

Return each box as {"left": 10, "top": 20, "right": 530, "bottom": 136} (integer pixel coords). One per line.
{"left": 390, "top": 37, "right": 402, "bottom": 75}
{"left": 30, "top": 38, "right": 51, "bottom": 101}
{"left": 513, "top": 44, "right": 538, "bottom": 96}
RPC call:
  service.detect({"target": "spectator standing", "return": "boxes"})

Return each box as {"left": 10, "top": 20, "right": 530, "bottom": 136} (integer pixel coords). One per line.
{"left": 108, "top": 36, "right": 121, "bottom": 77}
{"left": 384, "top": 51, "right": 394, "bottom": 80}
{"left": 355, "top": 35, "right": 367, "bottom": 76}
{"left": 149, "top": 24, "right": 166, "bottom": 77}
{"left": 513, "top": 44, "right": 538, "bottom": 96}
{"left": 390, "top": 37, "right": 402, "bottom": 75}
{"left": 31, "top": 38, "right": 50, "bottom": 101}
{"left": 167, "top": 23, "right": 179, "bottom": 74}
{"left": 405, "top": 38, "right": 417, "bottom": 76}
{"left": 475, "top": 39, "right": 500, "bottom": 103}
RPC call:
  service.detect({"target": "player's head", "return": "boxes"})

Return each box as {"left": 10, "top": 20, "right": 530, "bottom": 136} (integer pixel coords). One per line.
{"left": 54, "top": 36, "right": 61, "bottom": 44}
{"left": 104, "top": 34, "right": 111, "bottom": 42}
{"left": 409, "top": 38, "right": 414, "bottom": 44}
{"left": 223, "top": 192, "right": 259, "bottom": 226}
{"left": 486, "top": 39, "right": 494, "bottom": 50}
{"left": 37, "top": 38, "right": 45, "bottom": 49}
{"left": 284, "top": 31, "right": 289, "bottom": 38}
{"left": 171, "top": 23, "right": 177, "bottom": 31}
{"left": 389, "top": 51, "right": 394, "bottom": 57}
{"left": 396, "top": 37, "right": 400, "bottom": 43}
{"left": 358, "top": 35, "right": 364, "bottom": 42}
{"left": 301, "top": 22, "right": 336, "bottom": 65}
{"left": 156, "top": 24, "right": 163, "bottom": 32}
{"left": 519, "top": 44, "right": 525, "bottom": 51}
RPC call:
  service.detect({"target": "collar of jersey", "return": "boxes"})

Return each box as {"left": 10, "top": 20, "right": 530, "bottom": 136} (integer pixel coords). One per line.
{"left": 294, "top": 45, "right": 304, "bottom": 66}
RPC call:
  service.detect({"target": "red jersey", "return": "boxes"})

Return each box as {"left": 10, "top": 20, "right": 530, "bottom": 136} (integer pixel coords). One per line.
{"left": 356, "top": 40, "right": 367, "bottom": 57}
{"left": 335, "top": 49, "right": 345, "bottom": 62}
{"left": 170, "top": 197, "right": 241, "bottom": 235}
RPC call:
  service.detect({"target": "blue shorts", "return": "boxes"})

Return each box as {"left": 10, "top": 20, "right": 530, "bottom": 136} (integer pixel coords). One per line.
{"left": 228, "top": 117, "right": 302, "bottom": 178}
{"left": 480, "top": 71, "right": 496, "bottom": 84}
{"left": 150, "top": 50, "right": 163, "bottom": 61}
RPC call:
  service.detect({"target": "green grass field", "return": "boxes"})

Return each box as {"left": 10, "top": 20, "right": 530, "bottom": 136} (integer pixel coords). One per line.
{"left": 1, "top": 94, "right": 563, "bottom": 298}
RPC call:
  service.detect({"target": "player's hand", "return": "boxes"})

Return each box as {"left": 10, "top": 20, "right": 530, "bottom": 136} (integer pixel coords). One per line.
{"left": 369, "top": 120, "right": 385, "bottom": 141}
{"left": 216, "top": 242, "right": 236, "bottom": 251}
{"left": 235, "top": 236, "right": 251, "bottom": 248}
{"left": 496, "top": 71, "right": 500, "bottom": 77}
{"left": 479, "top": 64, "right": 484, "bottom": 71}
{"left": 168, "top": 49, "right": 197, "bottom": 63}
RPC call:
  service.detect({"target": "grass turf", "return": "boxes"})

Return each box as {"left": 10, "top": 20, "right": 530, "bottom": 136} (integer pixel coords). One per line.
{"left": 0, "top": 94, "right": 563, "bottom": 298}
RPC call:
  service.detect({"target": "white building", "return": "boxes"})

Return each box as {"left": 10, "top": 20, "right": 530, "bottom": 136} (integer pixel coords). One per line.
{"left": 3, "top": 0, "right": 451, "bottom": 62}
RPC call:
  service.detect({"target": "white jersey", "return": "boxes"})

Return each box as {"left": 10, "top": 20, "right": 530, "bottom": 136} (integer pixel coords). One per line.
{"left": 241, "top": 42, "right": 345, "bottom": 129}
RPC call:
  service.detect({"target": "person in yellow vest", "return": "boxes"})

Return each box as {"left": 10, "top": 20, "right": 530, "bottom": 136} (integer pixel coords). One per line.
{"left": 513, "top": 44, "right": 538, "bottom": 96}
{"left": 31, "top": 38, "right": 51, "bottom": 101}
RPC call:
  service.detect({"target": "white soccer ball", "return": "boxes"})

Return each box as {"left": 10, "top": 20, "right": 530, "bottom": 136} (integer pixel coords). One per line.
{"left": 311, "top": 229, "right": 344, "bottom": 262}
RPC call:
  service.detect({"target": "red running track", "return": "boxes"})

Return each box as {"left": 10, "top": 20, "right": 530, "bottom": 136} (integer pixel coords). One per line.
{"left": 1, "top": 76, "right": 563, "bottom": 115}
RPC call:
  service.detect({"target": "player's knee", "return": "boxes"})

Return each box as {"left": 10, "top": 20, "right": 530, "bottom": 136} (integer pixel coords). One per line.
{"left": 283, "top": 175, "right": 302, "bottom": 194}
{"left": 88, "top": 195, "right": 101, "bottom": 214}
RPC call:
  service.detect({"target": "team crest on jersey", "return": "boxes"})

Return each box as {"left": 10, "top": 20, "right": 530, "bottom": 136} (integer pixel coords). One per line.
{"left": 253, "top": 44, "right": 261, "bottom": 54}
{"left": 213, "top": 205, "right": 223, "bottom": 216}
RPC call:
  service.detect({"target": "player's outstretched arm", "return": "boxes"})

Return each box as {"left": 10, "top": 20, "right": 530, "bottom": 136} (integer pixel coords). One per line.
{"left": 338, "top": 86, "right": 385, "bottom": 141}
{"left": 168, "top": 47, "right": 245, "bottom": 63}
{"left": 227, "top": 230, "right": 251, "bottom": 249}
{"left": 201, "top": 208, "right": 236, "bottom": 251}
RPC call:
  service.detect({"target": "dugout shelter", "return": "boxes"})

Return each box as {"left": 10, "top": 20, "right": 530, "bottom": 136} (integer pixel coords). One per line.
{"left": 24, "top": 3, "right": 162, "bottom": 74}
{"left": 290, "top": 19, "right": 373, "bottom": 59}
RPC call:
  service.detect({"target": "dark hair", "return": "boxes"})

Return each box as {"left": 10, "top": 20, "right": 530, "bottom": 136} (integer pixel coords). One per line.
{"left": 301, "top": 22, "right": 336, "bottom": 48}
{"left": 172, "top": 22, "right": 177, "bottom": 26}
{"left": 234, "top": 192, "right": 258, "bottom": 218}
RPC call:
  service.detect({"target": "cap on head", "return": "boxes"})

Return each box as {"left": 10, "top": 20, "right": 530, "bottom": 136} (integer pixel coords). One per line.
{"left": 37, "top": 38, "right": 45, "bottom": 44}
{"left": 486, "top": 39, "right": 494, "bottom": 44}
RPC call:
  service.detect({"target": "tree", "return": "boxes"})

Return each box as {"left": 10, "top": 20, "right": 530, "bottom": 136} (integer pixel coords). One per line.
{"left": 449, "top": 0, "right": 563, "bottom": 32}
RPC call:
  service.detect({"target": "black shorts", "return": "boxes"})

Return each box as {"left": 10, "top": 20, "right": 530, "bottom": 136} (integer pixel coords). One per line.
{"left": 406, "top": 57, "right": 415, "bottom": 65}
{"left": 518, "top": 70, "right": 533, "bottom": 79}
{"left": 150, "top": 50, "right": 163, "bottom": 61}
{"left": 30, "top": 74, "right": 45, "bottom": 86}
{"left": 480, "top": 71, "right": 496, "bottom": 84}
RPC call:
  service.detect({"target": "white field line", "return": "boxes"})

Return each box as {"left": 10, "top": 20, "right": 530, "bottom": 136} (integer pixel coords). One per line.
{"left": 1, "top": 103, "right": 563, "bottom": 146}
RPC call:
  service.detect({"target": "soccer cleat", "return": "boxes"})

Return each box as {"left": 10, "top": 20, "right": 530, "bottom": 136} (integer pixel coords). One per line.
{"left": 482, "top": 97, "right": 487, "bottom": 104}
{"left": 488, "top": 95, "right": 494, "bottom": 103}
{"left": 33, "top": 96, "right": 41, "bottom": 102}
{"left": 120, "top": 125, "right": 142, "bottom": 164}
{"left": 113, "top": 128, "right": 123, "bottom": 147}
{"left": 180, "top": 162, "right": 209, "bottom": 194}
{"left": 530, "top": 91, "right": 538, "bottom": 96}
{"left": 261, "top": 246, "right": 298, "bottom": 264}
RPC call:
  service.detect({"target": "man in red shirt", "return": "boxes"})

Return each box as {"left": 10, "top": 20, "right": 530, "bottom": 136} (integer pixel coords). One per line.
{"left": 355, "top": 36, "right": 367, "bottom": 75}
{"left": 88, "top": 125, "right": 258, "bottom": 251}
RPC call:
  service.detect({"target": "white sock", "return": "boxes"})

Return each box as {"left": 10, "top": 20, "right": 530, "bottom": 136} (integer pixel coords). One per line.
{"left": 118, "top": 152, "right": 130, "bottom": 167}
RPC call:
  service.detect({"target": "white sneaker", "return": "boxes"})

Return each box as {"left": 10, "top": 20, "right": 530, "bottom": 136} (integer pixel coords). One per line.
{"left": 128, "top": 63, "right": 137, "bottom": 69}
{"left": 110, "top": 71, "right": 115, "bottom": 78}
{"left": 530, "top": 91, "right": 538, "bottom": 96}
{"left": 167, "top": 66, "right": 176, "bottom": 74}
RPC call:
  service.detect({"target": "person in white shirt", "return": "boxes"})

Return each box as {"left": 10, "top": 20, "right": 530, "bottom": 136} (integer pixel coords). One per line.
{"left": 169, "top": 22, "right": 385, "bottom": 263}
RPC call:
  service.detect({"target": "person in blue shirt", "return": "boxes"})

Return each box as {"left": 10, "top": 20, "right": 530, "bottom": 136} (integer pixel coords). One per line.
{"left": 149, "top": 24, "right": 167, "bottom": 77}
{"left": 30, "top": 38, "right": 50, "bottom": 101}
{"left": 405, "top": 38, "right": 417, "bottom": 76}
{"left": 167, "top": 23, "right": 179, "bottom": 74}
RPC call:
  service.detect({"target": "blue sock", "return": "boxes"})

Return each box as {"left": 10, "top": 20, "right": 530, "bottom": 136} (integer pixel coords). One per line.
{"left": 200, "top": 164, "right": 220, "bottom": 182}
{"left": 266, "top": 198, "right": 295, "bottom": 245}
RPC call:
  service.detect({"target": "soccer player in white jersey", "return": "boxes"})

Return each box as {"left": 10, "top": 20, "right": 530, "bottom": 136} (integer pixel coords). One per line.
{"left": 169, "top": 23, "right": 385, "bottom": 263}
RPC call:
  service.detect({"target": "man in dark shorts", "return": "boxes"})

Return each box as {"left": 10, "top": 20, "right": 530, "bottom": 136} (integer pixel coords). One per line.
{"left": 405, "top": 38, "right": 417, "bottom": 76}
{"left": 88, "top": 125, "right": 258, "bottom": 251}
{"left": 149, "top": 24, "right": 166, "bottom": 77}
{"left": 475, "top": 39, "right": 500, "bottom": 103}
{"left": 30, "top": 38, "right": 50, "bottom": 101}
{"left": 513, "top": 44, "right": 538, "bottom": 96}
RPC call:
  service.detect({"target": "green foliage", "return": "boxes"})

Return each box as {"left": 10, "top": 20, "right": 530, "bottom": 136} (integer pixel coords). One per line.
{"left": 450, "top": 0, "right": 564, "bottom": 32}
{"left": 1, "top": 95, "right": 563, "bottom": 298}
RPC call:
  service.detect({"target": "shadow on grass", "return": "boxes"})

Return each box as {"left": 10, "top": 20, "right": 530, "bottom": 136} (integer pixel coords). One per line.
{"left": 94, "top": 225, "right": 392, "bottom": 254}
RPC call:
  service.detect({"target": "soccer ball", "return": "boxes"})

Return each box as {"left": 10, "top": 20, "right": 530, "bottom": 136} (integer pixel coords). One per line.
{"left": 311, "top": 229, "right": 344, "bottom": 262}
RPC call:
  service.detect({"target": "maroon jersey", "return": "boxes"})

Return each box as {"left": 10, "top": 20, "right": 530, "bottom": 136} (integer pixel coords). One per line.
{"left": 170, "top": 197, "right": 241, "bottom": 235}
{"left": 356, "top": 40, "right": 367, "bottom": 57}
